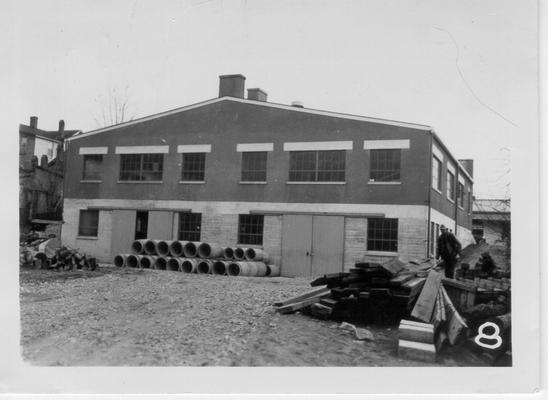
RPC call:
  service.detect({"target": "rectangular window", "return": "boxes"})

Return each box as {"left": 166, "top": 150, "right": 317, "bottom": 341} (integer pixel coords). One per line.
{"left": 241, "top": 152, "right": 267, "bottom": 182}
{"left": 178, "top": 212, "right": 202, "bottom": 241}
{"left": 432, "top": 156, "right": 442, "bottom": 191}
{"left": 78, "top": 210, "right": 99, "bottom": 237}
{"left": 370, "top": 149, "right": 401, "bottom": 182}
{"left": 367, "top": 218, "right": 398, "bottom": 252}
{"left": 181, "top": 153, "right": 205, "bottom": 181}
{"left": 289, "top": 150, "right": 345, "bottom": 182}
{"left": 238, "top": 214, "right": 264, "bottom": 245}
{"left": 447, "top": 171, "right": 455, "bottom": 200}
{"left": 83, "top": 155, "right": 103, "bottom": 180}
{"left": 119, "top": 154, "right": 163, "bottom": 181}
{"left": 457, "top": 182, "right": 465, "bottom": 207}
{"left": 467, "top": 189, "right": 472, "bottom": 212}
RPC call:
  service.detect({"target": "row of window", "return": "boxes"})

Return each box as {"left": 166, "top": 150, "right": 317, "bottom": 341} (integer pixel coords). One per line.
{"left": 78, "top": 209, "right": 399, "bottom": 252}
{"left": 431, "top": 155, "right": 471, "bottom": 211}
{"left": 82, "top": 149, "right": 403, "bottom": 183}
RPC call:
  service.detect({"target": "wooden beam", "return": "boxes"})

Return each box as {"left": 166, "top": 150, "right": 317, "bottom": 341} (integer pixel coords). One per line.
{"left": 273, "top": 287, "right": 331, "bottom": 307}
{"left": 411, "top": 271, "right": 442, "bottom": 323}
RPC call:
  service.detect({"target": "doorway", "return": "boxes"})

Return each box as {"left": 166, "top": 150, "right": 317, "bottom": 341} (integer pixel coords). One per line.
{"left": 135, "top": 211, "right": 148, "bottom": 240}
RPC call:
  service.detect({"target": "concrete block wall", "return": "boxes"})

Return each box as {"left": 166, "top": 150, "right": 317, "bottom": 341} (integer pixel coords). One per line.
{"left": 61, "top": 199, "right": 113, "bottom": 262}
{"left": 200, "top": 213, "right": 238, "bottom": 245}
{"left": 343, "top": 217, "right": 367, "bottom": 271}
{"left": 263, "top": 215, "right": 282, "bottom": 265}
{"left": 398, "top": 217, "right": 428, "bottom": 261}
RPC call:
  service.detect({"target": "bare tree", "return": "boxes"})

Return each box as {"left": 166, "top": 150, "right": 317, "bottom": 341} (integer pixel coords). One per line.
{"left": 93, "top": 85, "right": 136, "bottom": 128}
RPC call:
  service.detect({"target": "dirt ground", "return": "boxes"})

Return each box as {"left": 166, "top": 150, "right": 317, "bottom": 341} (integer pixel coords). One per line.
{"left": 20, "top": 266, "right": 490, "bottom": 367}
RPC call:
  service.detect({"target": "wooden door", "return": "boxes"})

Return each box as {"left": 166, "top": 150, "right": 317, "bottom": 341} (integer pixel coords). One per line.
{"left": 281, "top": 214, "right": 312, "bottom": 277}
{"left": 311, "top": 215, "right": 344, "bottom": 276}
{"left": 147, "top": 211, "right": 174, "bottom": 239}
{"left": 110, "top": 210, "right": 137, "bottom": 259}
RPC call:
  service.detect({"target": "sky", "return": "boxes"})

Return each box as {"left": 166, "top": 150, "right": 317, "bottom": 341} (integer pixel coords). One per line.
{"left": 5, "top": 0, "right": 538, "bottom": 198}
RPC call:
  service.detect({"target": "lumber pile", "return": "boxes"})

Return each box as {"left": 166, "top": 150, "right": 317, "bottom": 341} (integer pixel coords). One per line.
{"left": 442, "top": 276, "right": 511, "bottom": 313}
{"left": 274, "top": 258, "right": 434, "bottom": 324}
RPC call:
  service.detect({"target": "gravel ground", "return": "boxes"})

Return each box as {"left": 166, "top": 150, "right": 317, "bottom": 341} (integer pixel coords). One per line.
{"left": 20, "top": 266, "right": 487, "bottom": 366}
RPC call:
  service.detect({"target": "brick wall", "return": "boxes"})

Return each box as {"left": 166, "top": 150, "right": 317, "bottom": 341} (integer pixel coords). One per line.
{"left": 263, "top": 215, "right": 282, "bottom": 265}
{"left": 343, "top": 217, "right": 366, "bottom": 271}
{"left": 200, "top": 213, "right": 238, "bottom": 245}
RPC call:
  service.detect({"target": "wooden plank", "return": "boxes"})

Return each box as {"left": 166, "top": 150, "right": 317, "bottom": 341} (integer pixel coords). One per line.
{"left": 273, "top": 287, "right": 331, "bottom": 307}
{"left": 319, "top": 298, "right": 338, "bottom": 307}
{"left": 275, "top": 292, "right": 331, "bottom": 314}
{"left": 398, "top": 340, "right": 436, "bottom": 363}
{"left": 389, "top": 273, "right": 415, "bottom": 287}
{"left": 399, "top": 319, "right": 434, "bottom": 329}
{"left": 411, "top": 270, "right": 442, "bottom": 322}
{"left": 399, "top": 321, "right": 434, "bottom": 344}
{"left": 309, "top": 303, "right": 333, "bottom": 319}
{"left": 380, "top": 257, "right": 406, "bottom": 277}
{"left": 441, "top": 286, "right": 468, "bottom": 345}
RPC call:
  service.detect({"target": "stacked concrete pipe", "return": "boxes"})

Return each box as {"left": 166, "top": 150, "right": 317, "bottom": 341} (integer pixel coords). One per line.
{"left": 183, "top": 241, "right": 201, "bottom": 258}
{"left": 113, "top": 254, "right": 131, "bottom": 267}
{"left": 266, "top": 264, "right": 281, "bottom": 277}
{"left": 222, "top": 247, "right": 234, "bottom": 259}
{"left": 126, "top": 254, "right": 142, "bottom": 268}
{"left": 245, "top": 248, "right": 269, "bottom": 262}
{"left": 169, "top": 241, "right": 187, "bottom": 257}
{"left": 227, "top": 261, "right": 267, "bottom": 277}
{"left": 155, "top": 240, "right": 174, "bottom": 257}
{"left": 167, "top": 257, "right": 186, "bottom": 271}
{"left": 212, "top": 260, "right": 229, "bottom": 275}
{"left": 197, "top": 242, "right": 223, "bottom": 259}
{"left": 154, "top": 256, "right": 168, "bottom": 270}
{"left": 144, "top": 240, "right": 161, "bottom": 255}
{"left": 131, "top": 240, "right": 147, "bottom": 254}
{"left": 197, "top": 259, "right": 214, "bottom": 274}
{"left": 181, "top": 258, "right": 198, "bottom": 273}
{"left": 233, "top": 247, "right": 246, "bottom": 260}
{"left": 139, "top": 255, "right": 158, "bottom": 269}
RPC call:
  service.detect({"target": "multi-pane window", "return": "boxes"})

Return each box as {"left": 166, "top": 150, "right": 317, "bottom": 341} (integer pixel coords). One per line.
{"left": 370, "top": 149, "right": 401, "bottom": 182}
{"left": 289, "top": 150, "right": 345, "bottom": 182}
{"left": 78, "top": 210, "right": 99, "bottom": 237}
{"left": 119, "top": 154, "right": 163, "bottom": 181}
{"left": 178, "top": 212, "right": 202, "bottom": 241}
{"left": 457, "top": 182, "right": 465, "bottom": 208}
{"left": 83, "top": 155, "right": 103, "bottom": 180}
{"left": 238, "top": 214, "right": 264, "bottom": 245}
{"left": 241, "top": 152, "right": 267, "bottom": 182}
{"left": 367, "top": 218, "right": 398, "bottom": 252}
{"left": 447, "top": 171, "right": 455, "bottom": 200}
{"left": 181, "top": 153, "right": 205, "bottom": 181}
{"left": 432, "top": 156, "right": 442, "bottom": 191}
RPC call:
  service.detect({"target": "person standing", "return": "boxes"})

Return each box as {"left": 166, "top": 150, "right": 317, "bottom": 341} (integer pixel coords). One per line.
{"left": 436, "top": 225, "right": 462, "bottom": 278}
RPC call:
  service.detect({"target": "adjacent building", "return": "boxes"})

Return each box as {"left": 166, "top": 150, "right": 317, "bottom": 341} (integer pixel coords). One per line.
{"left": 472, "top": 199, "right": 510, "bottom": 244}
{"left": 61, "top": 74, "right": 474, "bottom": 276}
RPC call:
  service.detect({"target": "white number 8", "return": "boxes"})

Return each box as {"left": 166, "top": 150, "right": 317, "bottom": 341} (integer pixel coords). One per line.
{"left": 474, "top": 322, "right": 502, "bottom": 350}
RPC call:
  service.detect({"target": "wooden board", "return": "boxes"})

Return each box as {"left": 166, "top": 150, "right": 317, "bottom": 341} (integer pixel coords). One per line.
{"left": 273, "top": 287, "right": 331, "bottom": 307}
{"left": 275, "top": 292, "right": 331, "bottom": 314}
{"left": 411, "top": 270, "right": 442, "bottom": 322}
{"left": 441, "top": 286, "right": 468, "bottom": 345}
{"left": 380, "top": 257, "right": 406, "bottom": 277}
{"left": 399, "top": 321, "right": 434, "bottom": 344}
{"left": 389, "top": 273, "right": 416, "bottom": 287}
{"left": 398, "top": 340, "right": 436, "bottom": 363}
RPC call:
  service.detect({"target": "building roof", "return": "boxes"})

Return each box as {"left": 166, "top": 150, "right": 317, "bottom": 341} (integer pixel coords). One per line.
{"left": 19, "top": 124, "right": 80, "bottom": 141}
{"left": 473, "top": 199, "right": 511, "bottom": 214}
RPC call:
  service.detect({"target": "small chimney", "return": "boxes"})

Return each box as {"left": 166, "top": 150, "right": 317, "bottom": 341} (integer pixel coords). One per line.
{"left": 30, "top": 116, "right": 38, "bottom": 129}
{"left": 219, "top": 74, "right": 246, "bottom": 98}
{"left": 291, "top": 101, "right": 304, "bottom": 108}
{"left": 58, "top": 120, "right": 65, "bottom": 139}
{"left": 247, "top": 88, "right": 268, "bottom": 102}
{"left": 459, "top": 159, "right": 474, "bottom": 178}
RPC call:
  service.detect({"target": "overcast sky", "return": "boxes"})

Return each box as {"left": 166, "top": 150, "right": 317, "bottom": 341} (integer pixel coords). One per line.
{"left": 8, "top": 0, "right": 538, "bottom": 198}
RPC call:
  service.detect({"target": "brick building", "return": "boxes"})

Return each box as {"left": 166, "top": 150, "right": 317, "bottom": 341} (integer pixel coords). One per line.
{"left": 61, "top": 74, "right": 474, "bottom": 276}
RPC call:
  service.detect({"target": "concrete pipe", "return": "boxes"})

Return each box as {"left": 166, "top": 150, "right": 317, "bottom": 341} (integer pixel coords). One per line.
{"left": 197, "top": 259, "right": 214, "bottom": 274}
{"left": 222, "top": 247, "right": 234, "bottom": 259}
{"left": 140, "top": 255, "right": 158, "bottom": 269}
{"left": 156, "top": 240, "right": 174, "bottom": 257}
{"left": 181, "top": 258, "right": 198, "bottom": 273}
{"left": 131, "top": 240, "right": 148, "bottom": 254}
{"left": 197, "top": 242, "right": 224, "bottom": 259}
{"left": 244, "top": 248, "right": 269, "bottom": 262}
{"left": 113, "top": 254, "right": 131, "bottom": 267}
{"left": 144, "top": 240, "right": 160, "bottom": 255}
{"left": 169, "top": 241, "right": 187, "bottom": 257}
{"left": 183, "top": 241, "right": 201, "bottom": 258}
{"left": 227, "top": 261, "right": 255, "bottom": 276}
{"left": 267, "top": 264, "right": 281, "bottom": 277}
{"left": 154, "top": 256, "right": 168, "bottom": 270}
{"left": 212, "top": 260, "right": 229, "bottom": 275}
{"left": 126, "top": 254, "right": 142, "bottom": 268}
{"left": 166, "top": 257, "right": 183, "bottom": 271}
{"left": 252, "top": 261, "right": 268, "bottom": 277}
{"left": 234, "top": 247, "right": 246, "bottom": 260}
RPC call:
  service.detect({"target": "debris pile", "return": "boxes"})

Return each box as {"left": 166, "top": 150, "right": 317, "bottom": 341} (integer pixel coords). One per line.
{"left": 114, "top": 239, "right": 280, "bottom": 277}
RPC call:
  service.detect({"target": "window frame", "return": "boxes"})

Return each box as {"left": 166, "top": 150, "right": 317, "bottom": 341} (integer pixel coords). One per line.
{"left": 181, "top": 152, "right": 206, "bottom": 182}
{"left": 288, "top": 150, "right": 346, "bottom": 183}
{"left": 119, "top": 153, "right": 164, "bottom": 182}
{"left": 178, "top": 212, "right": 202, "bottom": 241}
{"left": 457, "top": 181, "right": 465, "bottom": 208}
{"left": 446, "top": 170, "right": 455, "bottom": 201}
{"left": 241, "top": 151, "right": 267, "bottom": 182}
{"left": 432, "top": 156, "right": 442, "bottom": 192}
{"left": 78, "top": 210, "right": 99, "bottom": 237}
{"left": 82, "top": 154, "right": 103, "bottom": 181}
{"left": 369, "top": 149, "right": 401, "bottom": 183}
{"left": 366, "top": 217, "right": 399, "bottom": 253}
{"left": 238, "top": 214, "right": 264, "bottom": 245}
